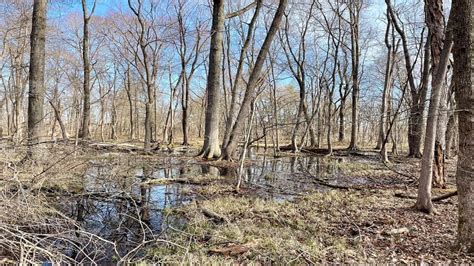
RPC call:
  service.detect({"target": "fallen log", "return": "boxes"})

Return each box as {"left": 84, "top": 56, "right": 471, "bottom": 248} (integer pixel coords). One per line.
{"left": 201, "top": 208, "right": 229, "bottom": 224}
{"left": 394, "top": 190, "right": 457, "bottom": 202}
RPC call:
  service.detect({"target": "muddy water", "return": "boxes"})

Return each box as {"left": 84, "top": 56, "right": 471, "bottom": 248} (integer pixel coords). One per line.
{"left": 56, "top": 151, "right": 387, "bottom": 261}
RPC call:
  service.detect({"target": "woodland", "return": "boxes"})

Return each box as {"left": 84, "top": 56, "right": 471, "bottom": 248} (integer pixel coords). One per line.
{"left": 0, "top": 0, "right": 473, "bottom": 264}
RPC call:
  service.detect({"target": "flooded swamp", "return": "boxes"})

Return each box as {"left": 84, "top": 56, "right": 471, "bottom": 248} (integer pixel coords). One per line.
{"left": 0, "top": 143, "right": 469, "bottom": 264}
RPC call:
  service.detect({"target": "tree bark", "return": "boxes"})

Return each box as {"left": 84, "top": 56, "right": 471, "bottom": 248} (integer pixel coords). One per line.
{"left": 348, "top": 0, "right": 361, "bottom": 150}
{"left": 379, "top": 10, "right": 397, "bottom": 161}
{"left": 79, "top": 0, "right": 96, "bottom": 139}
{"left": 125, "top": 66, "right": 134, "bottom": 140}
{"left": 426, "top": 0, "right": 447, "bottom": 188}
{"left": 415, "top": 12, "right": 453, "bottom": 214}
{"left": 452, "top": 0, "right": 474, "bottom": 252}
{"left": 49, "top": 100, "right": 68, "bottom": 140}
{"left": 128, "top": 0, "right": 160, "bottom": 151}
{"left": 445, "top": 108, "right": 456, "bottom": 159}
{"left": 199, "top": 0, "right": 225, "bottom": 159}
{"left": 378, "top": 11, "right": 393, "bottom": 152}
{"left": 26, "top": 0, "right": 47, "bottom": 159}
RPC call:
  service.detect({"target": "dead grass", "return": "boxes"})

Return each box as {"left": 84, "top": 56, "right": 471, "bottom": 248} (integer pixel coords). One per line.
{"left": 148, "top": 189, "right": 472, "bottom": 264}
{"left": 0, "top": 143, "right": 471, "bottom": 264}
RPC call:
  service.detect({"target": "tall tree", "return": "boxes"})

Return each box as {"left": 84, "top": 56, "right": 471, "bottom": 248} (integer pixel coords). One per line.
{"left": 222, "top": 0, "right": 263, "bottom": 149}
{"left": 175, "top": 0, "right": 203, "bottom": 146}
{"left": 128, "top": 0, "right": 162, "bottom": 152}
{"left": 415, "top": 11, "right": 453, "bottom": 214}
{"left": 426, "top": 0, "right": 448, "bottom": 187}
{"left": 26, "top": 0, "right": 47, "bottom": 159}
{"left": 452, "top": 0, "right": 474, "bottom": 253}
{"left": 279, "top": 0, "right": 317, "bottom": 152}
{"left": 221, "top": 0, "right": 288, "bottom": 160}
{"left": 379, "top": 8, "right": 399, "bottom": 161}
{"left": 348, "top": 0, "right": 362, "bottom": 150}
{"left": 199, "top": 0, "right": 225, "bottom": 159}
{"left": 78, "top": 0, "right": 96, "bottom": 139}
{"left": 386, "top": 0, "right": 429, "bottom": 158}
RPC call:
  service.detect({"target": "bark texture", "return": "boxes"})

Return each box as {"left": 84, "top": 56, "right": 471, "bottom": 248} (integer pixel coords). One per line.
{"left": 27, "top": 0, "right": 47, "bottom": 159}
{"left": 452, "top": 0, "right": 474, "bottom": 253}
{"left": 426, "top": 0, "right": 447, "bottom": 188}
{"left": 79, "top": 0, "right": 95, "bottom": 139}
{"left": 199, "top": 0, "right": 225, "bottom": 159}
{"left": 348, "top": 0, "right": 361, "bottom": 150}
{"left": 415, "top": 12, "right": 453, "bottom": 214}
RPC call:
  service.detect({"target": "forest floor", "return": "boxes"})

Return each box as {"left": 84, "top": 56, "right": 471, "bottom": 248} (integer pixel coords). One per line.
{"left": 0, "top": 140, "right": 472, "bottom": 264}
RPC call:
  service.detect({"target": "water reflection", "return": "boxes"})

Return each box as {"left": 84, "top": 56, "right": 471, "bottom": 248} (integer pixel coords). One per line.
{"left": 59, "top": 153, "right": 365, "bottom": 261}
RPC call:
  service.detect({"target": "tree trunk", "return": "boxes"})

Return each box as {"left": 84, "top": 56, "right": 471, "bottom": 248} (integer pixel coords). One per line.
{"left": 26, "top": 0, "right": 47, "bottom": 159}
{"left": 110, "top": 81, "right": 117, "bottom": 140}
{"left": 415, "top": 12, "right": 453, "bottom": 214}
{"left": 49, "top": 100, "right": 68, "bottom": 140}
{"left": 445, "top": 110, "right": 456, "bottom": 159}
{"left": 270, "top": 57, "right": 280, "bottom": 152}
{"left": 379, "top": 11, "right": 397, "bottom": 160}
{"left": 222, "top": 0, "right": 262, "bottom": 148}
{"left": 125, "top": 67, "right": 134, "bottom": 140}
{"left": 338, "top": 98, "right": 345, "bottom": 142}
{"left": 452, "top": 0, "right": 474, "bottom": 252}
{"left": 99, "top": 82, "right": 105, "bottom": 142}
{"left": 291, "top": 86, "right": 306, "bottom": 153}
{"left": 426, "top": 0, "right": 447, "bottom": 188}
{"left": 221, "top": 0, "right": 288, "bottom": 160}
{"left": 199, "top": 0, "right": 225, "bottom": 159}
{"left": 182, "top": 77, "right": 189, "bottom": 145}
{"left": 348, "top": 1, "right": 361, "bottom": 150}
{"left": 386, "top": 0, "right": 429, "bottom": 158}
{"left": 408, "top": 36, "right": 430, "bottom": 157}
{"left": 79, "top": 0, "right": 95, "bottom": 139}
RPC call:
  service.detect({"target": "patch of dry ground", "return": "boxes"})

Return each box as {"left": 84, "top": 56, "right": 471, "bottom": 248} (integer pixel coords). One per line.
{"left": 149, "top": 189, "right": 472, "bottom": 264}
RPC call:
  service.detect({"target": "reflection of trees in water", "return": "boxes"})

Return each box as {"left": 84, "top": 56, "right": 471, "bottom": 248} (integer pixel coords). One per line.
{"left": 67, "top": 155, "right": 348, "bottom": 260}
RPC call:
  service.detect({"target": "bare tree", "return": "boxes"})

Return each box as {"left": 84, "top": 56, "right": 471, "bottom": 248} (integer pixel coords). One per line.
{"left": 386, "top": 0, "right": 429, "bottom": 158}
{"left": 26, "top": 0, "right": 47, "bottom": 159}
{"left": 426, "top": 0, "right": 448, "bottom": 187}
{"left": 78, "top": 0, "right": 96, "bottom": 139}
{"left": 221, "top": 0, "right": 288, "bottom": 160}
{"left": 199, "top": 0, "right": 225, "bottom": 159}
{"left": 127, "top": 0, "right": 162, "bottom": 151}
{"left": 174, "top": 0, "right": 204, "bottom": 146}
{"left": 279, "top": 0, "right": 317, "bottom": 152}
{"left": 222, "top": 0, "right": 263, "bottom": 149}
{"left": 415, "top": 11, "right": 453, "bottom": 214}
{"left": 379, "top": 8, "right": 400, "bottom": 162}
{"left": 347, "top": 0, "right": 362, "bottom": 150}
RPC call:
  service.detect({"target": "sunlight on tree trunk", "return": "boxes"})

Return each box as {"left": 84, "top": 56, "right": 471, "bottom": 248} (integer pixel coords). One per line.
{"left": 26, "top": 0, "right": 47, "bottom": 160}
{"left": 452, "top": 0, "right": 474, "bottom": 253}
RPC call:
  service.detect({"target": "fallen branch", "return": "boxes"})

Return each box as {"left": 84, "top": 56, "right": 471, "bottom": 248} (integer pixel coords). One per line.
{"left": 311, "top": 180, "right": 363, "bottom": 191}
{"left": 394, "top": 190, "right": 457, "bottom": 202}
{"left": 143, "top": 177, "right": 209, "bottom": 186}
{"left": 382, "top": 160, "right": 417, "bottom": 181}
{"left": 302, "top": 168, "right": 363, "bottom": 191}
{"left": 201, "top": 208, "right": 229, "bottom": 224}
